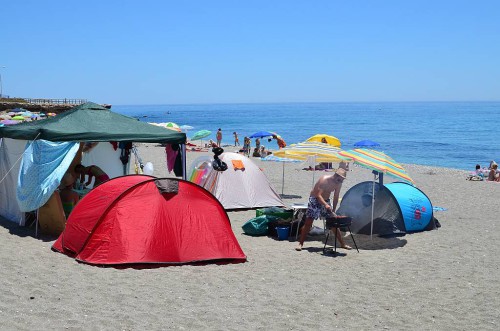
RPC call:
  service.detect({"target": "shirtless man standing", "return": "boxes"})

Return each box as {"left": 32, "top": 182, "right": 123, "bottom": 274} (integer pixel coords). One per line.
{"left": 295, "top": 168, "right": 351, "bottom": 251}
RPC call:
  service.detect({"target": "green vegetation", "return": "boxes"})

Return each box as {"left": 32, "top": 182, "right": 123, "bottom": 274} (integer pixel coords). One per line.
{"left": 0, "top": 98, "right": 27, "bottom": 103}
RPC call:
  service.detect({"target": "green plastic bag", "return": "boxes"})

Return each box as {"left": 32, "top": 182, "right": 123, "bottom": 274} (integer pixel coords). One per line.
{"left": 242, "top": 215, "right": 280, "bottom": 236}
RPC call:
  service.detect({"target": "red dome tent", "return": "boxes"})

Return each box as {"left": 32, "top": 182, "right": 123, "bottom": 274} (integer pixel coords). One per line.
{"left": 52, "top": 175, "right": 246, "bottom": 266}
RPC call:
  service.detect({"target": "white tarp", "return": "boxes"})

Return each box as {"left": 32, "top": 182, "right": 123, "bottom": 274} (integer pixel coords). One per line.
{"left": 0, "top": 138, "right": 27, "bottom": 225}
{"left": 0, "top": 139, "right": 128, "bottom": 225}
{"left": 81, "top": 142, "right": 129, "bottom": 187}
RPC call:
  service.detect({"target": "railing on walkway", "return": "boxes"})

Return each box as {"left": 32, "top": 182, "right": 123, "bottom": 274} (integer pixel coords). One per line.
{"left": 23, "top": 98, "right": 87, "bottom": 105}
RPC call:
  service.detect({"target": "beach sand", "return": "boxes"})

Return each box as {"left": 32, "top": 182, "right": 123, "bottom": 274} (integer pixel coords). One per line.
{"left": 1, "top": 143, "right": 499, "bottom": 330}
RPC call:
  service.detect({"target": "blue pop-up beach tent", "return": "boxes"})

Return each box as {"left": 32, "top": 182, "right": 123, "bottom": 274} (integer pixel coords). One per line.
{"left": 337, "top": 181, "right": 436, "bottom": 236}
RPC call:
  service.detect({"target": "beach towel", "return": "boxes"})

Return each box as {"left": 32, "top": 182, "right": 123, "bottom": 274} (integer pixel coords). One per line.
{"left": 231, "top": 159, "right": 245, "bottom": 170}
{"left": 16, "top": 140, "right": 79, "bottom": 212}
{"left": 164, "top": 144, "right": 178, "bottom": 173}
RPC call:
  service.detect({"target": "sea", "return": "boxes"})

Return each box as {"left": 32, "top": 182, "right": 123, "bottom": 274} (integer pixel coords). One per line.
{"left": 113, "top": 101, "right": 499, "bottom": 171}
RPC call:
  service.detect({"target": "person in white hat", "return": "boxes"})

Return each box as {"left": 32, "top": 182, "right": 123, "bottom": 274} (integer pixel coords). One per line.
{"left": 296, "top": 168, "right": 351, "bottom": 251}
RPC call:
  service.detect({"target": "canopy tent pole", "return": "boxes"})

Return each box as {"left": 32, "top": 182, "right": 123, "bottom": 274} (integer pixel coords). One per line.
{"left": 131, "top": 145, "right": 144, "bottom": 174}
{"left": 182, "top": 144, "right": 187, "bottom": 180}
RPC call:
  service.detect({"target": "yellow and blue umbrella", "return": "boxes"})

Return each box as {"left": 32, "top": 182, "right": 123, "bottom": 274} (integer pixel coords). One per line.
{"left": 338, "top": 149, "right": 413, "bottom": 183}
{"left": 306, "top": 134, "right": 341, "bottom": 147}
{"left": 273, "top": 141, "right": 350, "bottom": 186}
{"left": 273, "top": 141, "right": 347, "bottom": 163}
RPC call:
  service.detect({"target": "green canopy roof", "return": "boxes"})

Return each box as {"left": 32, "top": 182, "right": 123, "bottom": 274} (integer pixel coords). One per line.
{"left": 0, "top": 102, "right": 186, "bottom": 144}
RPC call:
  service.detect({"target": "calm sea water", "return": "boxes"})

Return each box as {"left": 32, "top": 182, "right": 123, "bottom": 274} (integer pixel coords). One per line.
{"left": 113, "top": 102, "right": 499, "bottom": 171}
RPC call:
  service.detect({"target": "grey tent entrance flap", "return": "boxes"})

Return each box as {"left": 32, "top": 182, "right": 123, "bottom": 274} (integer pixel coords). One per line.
{"left": 155, "top": 179, "right": 179, "bottom": 194}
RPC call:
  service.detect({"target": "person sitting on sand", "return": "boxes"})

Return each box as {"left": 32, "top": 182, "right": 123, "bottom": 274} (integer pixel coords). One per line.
{"left": 208, "top": 139, "right": 218, "bottom": 148}
{"left": 59, "top": 172, "right": 79, "bottom": 218}
{"left": 260, "top": 146, "right": 267, "bottom": 156}
{"left": 296, "top": 168, "right": 351, "bottom": 251}
{"left": 74, "top": 164, "right": 110, "bottom": 187}
{"left": 488, "top": 164, "right": 500, "bottom": 182}
{"left": 252, "top": 147, "right": 261, "bottom": 157}
{"left": 255, "top": 138, "right": 261, "bottom": 151}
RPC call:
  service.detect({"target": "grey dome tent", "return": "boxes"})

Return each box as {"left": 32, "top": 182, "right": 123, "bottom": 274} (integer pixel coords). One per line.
{"left": 337, "top": 181, "right": 436, "bottom": 236}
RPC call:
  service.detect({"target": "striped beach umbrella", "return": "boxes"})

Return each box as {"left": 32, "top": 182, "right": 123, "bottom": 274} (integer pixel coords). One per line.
{"left": 273, "top": 141, "right": 347, "bottom": 163}
{"left": 273, "top": 141, "right": 350, "bottom": 187}
{"left": 306, "top": 134, "right": 341, "bottom": 147}
{"left": 338, "top": 149, "right": 413, "bottom": 238}
{"left": 338, "top": 149, "right": 413, "bottom": 184}
{"left": 165, "top": 122, "right": 181, "bottom": 132}
{"left": 180, "top": 125, "right": 194, "bottom": 133}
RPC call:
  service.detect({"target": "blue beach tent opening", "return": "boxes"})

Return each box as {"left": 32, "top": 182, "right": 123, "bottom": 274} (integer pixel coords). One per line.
{"left": 337, "top": 181, "right": 436, "bottom": 236}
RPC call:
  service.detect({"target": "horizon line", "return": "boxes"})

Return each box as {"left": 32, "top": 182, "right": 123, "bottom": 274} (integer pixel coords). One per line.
{"left": 112, "top": 100, "right": 500, "bottom": 107}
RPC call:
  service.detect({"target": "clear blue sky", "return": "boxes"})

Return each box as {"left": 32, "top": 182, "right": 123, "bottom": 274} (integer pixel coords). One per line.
{"left": 2, "top": 1, "right": 499, "bottom": 105}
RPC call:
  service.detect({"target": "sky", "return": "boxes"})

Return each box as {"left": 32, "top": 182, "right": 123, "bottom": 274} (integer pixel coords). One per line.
{"left": 2, "top": 1, "right": 500, "bottom": 105}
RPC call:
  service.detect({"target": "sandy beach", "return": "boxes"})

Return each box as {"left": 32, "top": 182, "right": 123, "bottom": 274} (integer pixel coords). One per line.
{"left": 1, "top": 143, "right": 499, "bottom": 330}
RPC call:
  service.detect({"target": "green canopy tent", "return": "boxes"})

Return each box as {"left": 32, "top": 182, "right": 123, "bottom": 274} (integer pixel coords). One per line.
{"left": 0, "top": 102, "right": 188, "bottom": 226}
{"left": 0, "top": 102, "right": 186, "bottom": 144}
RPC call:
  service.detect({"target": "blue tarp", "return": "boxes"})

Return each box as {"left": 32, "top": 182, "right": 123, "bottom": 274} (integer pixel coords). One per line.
{"left": 16, "top": 140, "right": 79, "bottom": 212}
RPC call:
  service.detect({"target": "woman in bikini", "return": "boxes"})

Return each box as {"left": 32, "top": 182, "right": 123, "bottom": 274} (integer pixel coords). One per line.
{"left": 74, "top": 164, "right": 110, "bottom": 187}
{"left": 59, "top": 173, "right": 79, "bottom": 219}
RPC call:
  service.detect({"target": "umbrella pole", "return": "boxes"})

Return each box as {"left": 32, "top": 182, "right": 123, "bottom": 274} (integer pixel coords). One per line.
{"left": 311, "top": 155, "right": 316, "bottom": 188}
{"left": 282, "top": 161, "right": 285, "bottom": 195}
{"left": 370, "top": 174, "right": 376, "bottom": 240}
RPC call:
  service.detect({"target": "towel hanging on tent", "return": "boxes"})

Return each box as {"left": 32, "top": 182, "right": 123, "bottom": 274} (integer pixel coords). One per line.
{"left": 165, "top": 144, "right": 178, "bottom": 173}
{"left": 171, "top": 144, "right": 184, "bottom": 177}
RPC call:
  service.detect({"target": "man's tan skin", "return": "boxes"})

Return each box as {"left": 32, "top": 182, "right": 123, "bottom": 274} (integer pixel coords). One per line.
{"left": 296, "top": 169, "right": 351, "bottom": 251}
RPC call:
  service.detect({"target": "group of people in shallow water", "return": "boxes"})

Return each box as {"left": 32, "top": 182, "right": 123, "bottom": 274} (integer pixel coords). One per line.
{"left": 471, "top": 161, "right": 500, "bottom": 182}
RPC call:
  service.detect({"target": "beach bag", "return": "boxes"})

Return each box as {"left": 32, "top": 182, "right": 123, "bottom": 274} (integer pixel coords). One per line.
{"left": 242, "top": 215, "right": 280, "bottom": 236}
{"left": 213, "top": 158, "right": 228, "bottom": 171}
{"left": 256, "top": 207, "right": 293, "bottom": 221}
